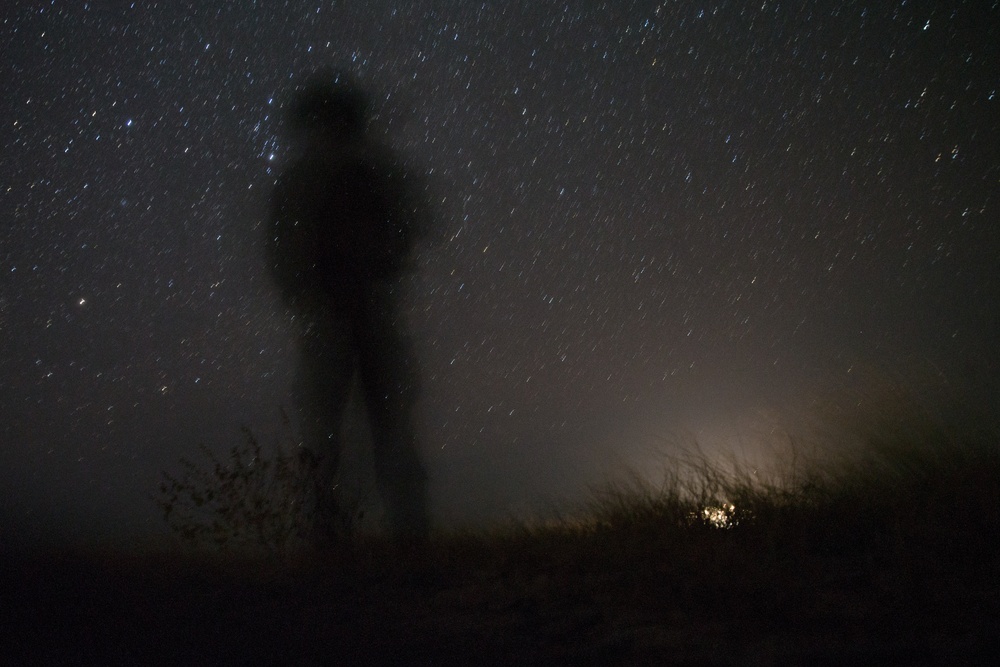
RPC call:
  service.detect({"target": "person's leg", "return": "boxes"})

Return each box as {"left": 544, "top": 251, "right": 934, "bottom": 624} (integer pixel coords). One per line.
{"left": 294, "top": 309, "right": 356, "bottom": 544}
{"left": 355, "top": 297, "right": 429, "bottom": 539}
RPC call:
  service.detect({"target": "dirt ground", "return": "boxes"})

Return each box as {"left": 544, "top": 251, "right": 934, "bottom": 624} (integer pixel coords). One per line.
{"left": 4, "top": 544, "right": 998, "bottom": 665}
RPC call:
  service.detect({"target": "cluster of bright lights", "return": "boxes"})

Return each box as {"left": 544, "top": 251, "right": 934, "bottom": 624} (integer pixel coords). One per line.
{"left": 695, "top": 502, "right": 739, "bottom": 529}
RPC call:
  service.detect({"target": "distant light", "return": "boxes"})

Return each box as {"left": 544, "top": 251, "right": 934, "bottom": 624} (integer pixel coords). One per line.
{"left": 693, "top": 503, "right": 739, "bottom": 528}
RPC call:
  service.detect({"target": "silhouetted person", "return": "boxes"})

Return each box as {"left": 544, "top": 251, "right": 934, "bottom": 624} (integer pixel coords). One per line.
{"left": 269, "top": 70, "right": 428, "bottom": 542}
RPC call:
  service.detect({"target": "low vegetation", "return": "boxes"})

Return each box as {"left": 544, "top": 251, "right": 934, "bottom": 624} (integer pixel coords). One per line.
{"left": 132, "top": 397, "right": 1000, "bottom": 661}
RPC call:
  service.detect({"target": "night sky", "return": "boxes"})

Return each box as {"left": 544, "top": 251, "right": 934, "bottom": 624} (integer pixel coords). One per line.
{"left": 3, "top": 1, "right": 998, "bottom": 547}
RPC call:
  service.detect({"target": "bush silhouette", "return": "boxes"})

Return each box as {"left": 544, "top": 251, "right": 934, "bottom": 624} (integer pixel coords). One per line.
{"left": 153, "top": 418, "right": 363, "bottom": 559}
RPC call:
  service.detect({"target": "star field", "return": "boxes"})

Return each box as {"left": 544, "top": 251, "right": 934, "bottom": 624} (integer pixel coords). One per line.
{"left": 2, "top": 1, "right": 998, "bottom": 543}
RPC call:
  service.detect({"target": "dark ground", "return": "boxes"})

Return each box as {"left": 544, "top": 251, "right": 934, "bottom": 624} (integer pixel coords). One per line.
{"left": 3, "top": 533, "right": 998, "bottom": 666}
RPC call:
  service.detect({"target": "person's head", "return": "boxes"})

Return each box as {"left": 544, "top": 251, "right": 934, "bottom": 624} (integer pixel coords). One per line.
{"left": 288, "top": 69, "right": 371, "bottom": 143}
